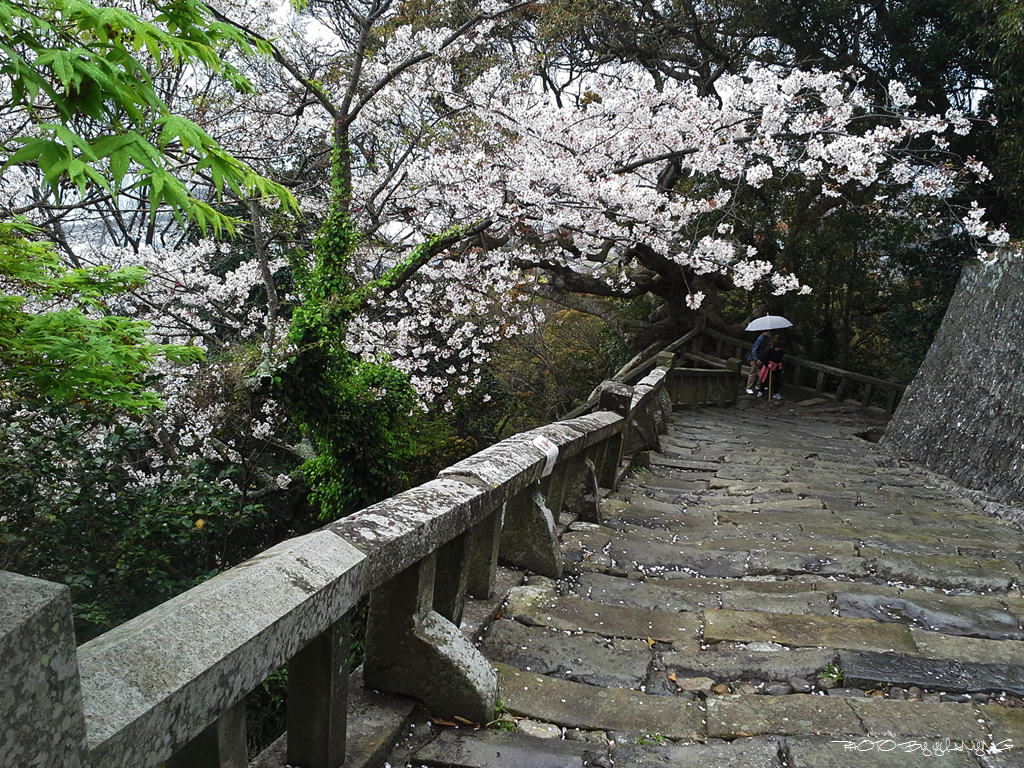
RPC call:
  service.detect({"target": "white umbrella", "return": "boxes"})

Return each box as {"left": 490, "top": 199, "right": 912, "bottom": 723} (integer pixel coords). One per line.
{"left": 745, "top": 314, "right": 793, "bottom": 332}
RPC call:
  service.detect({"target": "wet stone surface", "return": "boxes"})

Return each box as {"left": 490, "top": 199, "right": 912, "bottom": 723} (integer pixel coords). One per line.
{"left": 384, "top": 402, "right": 1024, "bottom": 768}
{"left": 481, "top": 619, "right": 652, "bottom": 690}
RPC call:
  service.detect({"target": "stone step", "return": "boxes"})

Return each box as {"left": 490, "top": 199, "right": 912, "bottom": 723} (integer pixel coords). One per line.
{"left": 494, "top": 663, "right": 704, "bottom": 740}
{"left": 586, "top": 519, "right": 859, "bottom": 559}
{"left": 411, "top": 728, "right": 602, "bottom": 768}
{"left": 654, "top": 647, "right": 837, "bottom": 688}
{"left": 562, "top": 528, "right": 750, "bottom": 577}
{"left": 481, "top": 619, "right": 652, "bottom": 690}
{"left": 501, "top": 583, "right": 701, "bottom": 649}
{"left": 865, "top": 551, "right": 1021, "bottom": 592}
{"left": 565, "top": 573, "right": 1019, "bottom": 643}
{"left": 703, "top": 608, "right": 918, "bottom": 654}
{"left": 610, "top": 737, "right": 784, "bottom": 768}
{"left": 838, "top": 649, "right": 1024, "bottom": 696}
{"left": 569, "top": 571, "right": 718, "bottom": 612}
{"left": 705, "top": 694, "right": 991, "bottom": 741}
{"left": 835, "top": 586, "right": 1024, "bottom": 640}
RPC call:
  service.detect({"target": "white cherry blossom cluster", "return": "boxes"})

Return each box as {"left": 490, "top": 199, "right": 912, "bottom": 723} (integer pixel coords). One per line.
{"left": 376, "top": 62, "right": 1016, "bottom": 306}
{"left": 346, "top": 247, "right": 539, "bottom": 407}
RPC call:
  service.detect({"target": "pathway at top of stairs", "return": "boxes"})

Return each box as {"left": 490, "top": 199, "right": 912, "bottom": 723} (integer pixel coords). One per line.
{"left": 386, "top": 399, "right": 1024, "bottom": 768}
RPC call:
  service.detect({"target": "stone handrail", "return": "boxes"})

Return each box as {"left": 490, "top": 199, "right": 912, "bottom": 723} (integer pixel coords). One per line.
{"left": 2, "top": 365, "right": 674, "bottom": 768}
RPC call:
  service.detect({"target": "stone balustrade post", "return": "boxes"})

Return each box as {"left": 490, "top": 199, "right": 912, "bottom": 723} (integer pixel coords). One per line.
{"left": 724, "top": 358, "right": 741, "bottom": 406}
{"left": 166, "top": 702, "right": 247, "bottom": 768}
{"left": 363, "top": 553, "right": 496, "bottom": 724}
{"left": 285, "top": 615, "right": 351, "bottom": 768}
{"left": 464, "top": 509, "right": 502, "bottom": 599}
{"left": 559, "top": 451, "right": 602, "bottom": 523}
{"left": 0, "top": 572, "right": 88, "bottom": 768}
{"left": 628, "top": 388, "right": 660, "bottom": 455}
{"left": 595, "top": 381, "right": 633, "bottom": 490}
{"left": 433, "top": 532, "right": 470, "bottom": 625}
{"left": 499, "top": 481, "right": 562, "bottom": 578}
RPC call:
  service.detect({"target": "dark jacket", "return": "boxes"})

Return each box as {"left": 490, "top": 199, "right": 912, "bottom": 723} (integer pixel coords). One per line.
{"left": 758, "top": 344, "right": 784, "bottom": 365}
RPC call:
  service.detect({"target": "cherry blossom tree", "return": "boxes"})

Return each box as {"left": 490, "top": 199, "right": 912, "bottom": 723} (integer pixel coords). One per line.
{"left": 3, "top": 0, "right": 1020, "bottom": 622}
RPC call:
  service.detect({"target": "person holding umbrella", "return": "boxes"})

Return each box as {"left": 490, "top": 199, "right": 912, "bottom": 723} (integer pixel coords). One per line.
{"left": 745, "top": 329, "right": 772, "bottom": 394}
{"left": 744, "top": 315, "right": 793, "bottom": 395}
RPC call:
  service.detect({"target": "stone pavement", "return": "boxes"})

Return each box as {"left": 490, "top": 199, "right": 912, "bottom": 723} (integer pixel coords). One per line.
{"left": 385, "top": 399, "right": 1024, "bottom": 767}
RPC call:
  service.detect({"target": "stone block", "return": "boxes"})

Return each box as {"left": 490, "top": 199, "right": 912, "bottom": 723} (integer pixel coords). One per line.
{"left": 977, "top": 705, "right": 1024, "bottom": 744}
{"left": 703, "top": 609, "right": 917, "bottom": 654}
{"left": 705, "top": 694, "right": 863, "bottom": 737}
{"left": 911, "top": 630, "right": 1024, "bottom": 667}
{"left": 364, "top": 555, "right": 496, "bottom": 724}
{"left": 481, "top": 619, "right": 652, "bottom": 689}
{"left": 502, "top": 588, "right": 700, "bottom": 646}
{"left": 602, "top": 536, "right": 749, "bottom": 577}
{"left": 847, "top": 698, "right": 989, "bottom": 740}
{"left": 840, "top": 649, "right": 1024, "bottom": 696}
{"left": 572, "top": 571, "right": 717, "bottom": 612}
{"left": 720, "top": 590, "right": 832, "bottom": 616}
{"left": 612, "top": 737, "right": 783, "bottom": 768}
{"left": 837, "top": 589, "right": 1022, "bottom": 640}
{"left": 659, "top": 647, "right": 835, "bottom": 683}
{"left": 495, "top": 663, "right": 704, "bottom": 740}
{"left": 0, "top": 572, "right": 87, "bottom": 768}
{"left": 414, "top": 728, "right": 602, "bottom": 768}
{"left": 868, "top": 552, "right": 1019, "bottom": 592}
{"left": 747, "top": 549, "right": 869, "bottom": 579}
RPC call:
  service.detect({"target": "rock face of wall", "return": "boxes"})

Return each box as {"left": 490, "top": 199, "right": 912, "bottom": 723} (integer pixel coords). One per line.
{"left": 884, "top": 254, "right": 1023, "bottom": 503}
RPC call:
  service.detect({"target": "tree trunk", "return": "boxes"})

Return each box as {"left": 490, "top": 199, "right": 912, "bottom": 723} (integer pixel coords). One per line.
{"left": 883, "top": 255, "right": 1023, "bottom": 503}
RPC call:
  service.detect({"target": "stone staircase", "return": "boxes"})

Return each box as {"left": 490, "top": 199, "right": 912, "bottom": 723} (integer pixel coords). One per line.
{"left": 385, "top": 400, "right": 1024, "bottom": 767}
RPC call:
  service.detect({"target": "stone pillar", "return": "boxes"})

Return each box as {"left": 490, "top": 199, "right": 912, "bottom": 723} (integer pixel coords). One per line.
{"left": 499, "top": 482, "right": 562, "bottom": 578}
{"left": 595, "top": 382, "right": 633, "bottom": 490}
{"left": 560, "top": 452, "right": 602, "bottom": 524}
{"left": 0, "top": 571, "right": 88, "bottom": 768}
{"left": 464, "top": 509, "right": 502, "bottom": 599}
{"left": 629, "top": 388, "right": 660, "bottom": 454}
{"left": 166, "top": 702, "right": 247, "bottom": 768}
{"left": 433, "top": 532, "right": 470, "bottom": 625}
{"left": 286, "top": 616, "right": 351, "bottom": 768}
{"left": 724, "top": 358, "right": 741, "bottom": 406}
{"left": 363, "top": 554, "right": 496, "bottom": 724}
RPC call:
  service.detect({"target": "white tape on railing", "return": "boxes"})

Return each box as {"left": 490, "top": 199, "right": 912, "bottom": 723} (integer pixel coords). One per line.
{"left": 531, "top": 436, "right": 559, "bottom": 477}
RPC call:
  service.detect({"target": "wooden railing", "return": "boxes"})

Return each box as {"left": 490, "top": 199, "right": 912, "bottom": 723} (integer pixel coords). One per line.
{"left": 563, "top": 325, "right": 712, "bottom": 418}
{"left": 700, "top": 326, "right": 907, "bottom": 414}
{"left": 2, "top": 365, "right": 678, "bottom": 768}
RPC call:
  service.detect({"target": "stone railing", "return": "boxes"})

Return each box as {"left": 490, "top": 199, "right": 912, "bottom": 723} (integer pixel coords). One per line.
{"left": 1, "top": 363, "right": 676, "bottom": 768}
